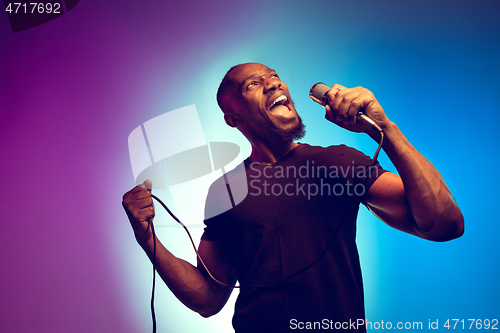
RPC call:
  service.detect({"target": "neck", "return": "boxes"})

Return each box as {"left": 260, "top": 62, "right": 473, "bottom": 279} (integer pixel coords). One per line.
{"left": 248, "top": 139, "right": 299, "bottom": 165}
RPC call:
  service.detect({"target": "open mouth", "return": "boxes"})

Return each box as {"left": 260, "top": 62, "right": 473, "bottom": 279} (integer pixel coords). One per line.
{"left": 269, "top": 94, "right": 289, "bottom": 111}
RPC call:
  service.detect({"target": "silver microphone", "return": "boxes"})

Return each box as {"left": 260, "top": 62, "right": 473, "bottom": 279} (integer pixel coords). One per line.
{"left": 309, "top": 82, "right": 382, "bottom": 132}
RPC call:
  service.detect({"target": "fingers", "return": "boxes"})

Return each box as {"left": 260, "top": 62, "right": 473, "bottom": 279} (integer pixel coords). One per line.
{"left": 324, "top": 104, "right": 341, "bottom": 124}
{"left": 122, "top": 180, "right": 156, "bottom": 244}
{"left": 324, "top": 85, "right": 386, "bottom": 133}
{"left": 126, "top": 183, "right": 151, "bottom": 200}
{"left": 122, "top": 184, "right": 155, "bottom": 221}
{"left": 326, "top": 85, "right": 366, "bottom": 125}
{"left": 324, "top": 84, "right": 344, "bottom": 123}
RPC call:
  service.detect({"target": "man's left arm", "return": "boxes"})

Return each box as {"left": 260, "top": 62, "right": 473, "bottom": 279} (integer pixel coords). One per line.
{"left": 324, "top": 85, "right": 464, "bottom": 241}
{"left": 365, "top": 123, "right": 464, "bottom": 241}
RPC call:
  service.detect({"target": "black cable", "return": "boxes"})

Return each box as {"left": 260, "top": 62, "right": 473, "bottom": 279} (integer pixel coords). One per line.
{"left": 371, "top": 131, "right": 384, "bottom": 166}
{"left": 148, "top": 218, "right": 157, "bottom": 333}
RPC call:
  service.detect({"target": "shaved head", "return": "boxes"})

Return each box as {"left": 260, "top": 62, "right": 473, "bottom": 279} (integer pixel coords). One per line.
{"left": 216, "top": 64, "right": 244, "bottom": 114}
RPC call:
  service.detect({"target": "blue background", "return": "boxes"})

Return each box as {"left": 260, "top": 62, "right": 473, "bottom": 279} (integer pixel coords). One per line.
{"left": 1, "top": 0, "right": 499, "bottom": 332}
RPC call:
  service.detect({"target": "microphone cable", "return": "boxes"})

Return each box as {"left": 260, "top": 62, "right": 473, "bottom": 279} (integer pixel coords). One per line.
{"left": 371, "top": 130, "right": 384, "bottom": 166}
{"left": 147, "top": 217, "right": 157, "bottom": 333}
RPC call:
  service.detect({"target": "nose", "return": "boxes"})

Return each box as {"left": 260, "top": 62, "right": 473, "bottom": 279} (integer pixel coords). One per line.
{"left": 263, "top": 78, "right": 281, "bottom": 94}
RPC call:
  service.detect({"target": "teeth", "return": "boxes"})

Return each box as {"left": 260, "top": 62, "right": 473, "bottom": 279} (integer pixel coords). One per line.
{"left": 271, "top": 95, "right": 287, "bottom": 108}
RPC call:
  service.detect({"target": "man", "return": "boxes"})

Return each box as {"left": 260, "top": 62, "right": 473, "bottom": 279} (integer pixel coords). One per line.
{"left": 122, "top": 63, "right": 464, "bottom": 332}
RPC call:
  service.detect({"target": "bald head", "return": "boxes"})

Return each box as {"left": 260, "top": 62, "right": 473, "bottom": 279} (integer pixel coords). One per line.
{"left": 217, "top": 63, "right": 273, "bottom": 114}
{"left": 216, "top": 64, "right": 242, "bottom": 114}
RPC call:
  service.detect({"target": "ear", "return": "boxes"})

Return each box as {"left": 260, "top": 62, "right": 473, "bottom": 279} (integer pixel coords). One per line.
{"left": 224, "top": 112, "right": 239, "bottom": 128}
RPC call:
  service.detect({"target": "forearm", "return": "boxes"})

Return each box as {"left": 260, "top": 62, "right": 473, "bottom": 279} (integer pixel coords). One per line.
{"left": 370, "top": 121, "right": 464, "bottom": 240}
{"left": 138, "top": 236, "right": 226, "bottom": 317}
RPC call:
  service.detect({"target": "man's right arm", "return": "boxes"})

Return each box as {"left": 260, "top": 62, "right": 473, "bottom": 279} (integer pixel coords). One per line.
{"left": 122, "top": 183, "right": 236, "bottom": 317}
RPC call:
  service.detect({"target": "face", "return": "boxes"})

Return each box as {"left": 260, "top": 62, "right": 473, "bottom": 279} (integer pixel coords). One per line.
{"left": 227, "top": 63, "right": 305, "bottom": 142}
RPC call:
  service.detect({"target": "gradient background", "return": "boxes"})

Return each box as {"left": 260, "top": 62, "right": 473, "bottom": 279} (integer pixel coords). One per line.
{"left": 1, "top": 1, "right": 499, "bottom": 332}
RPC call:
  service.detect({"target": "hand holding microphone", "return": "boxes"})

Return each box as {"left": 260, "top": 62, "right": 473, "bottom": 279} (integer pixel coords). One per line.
{"left": 310, "top": 83, "right": 384, "bottom": 133}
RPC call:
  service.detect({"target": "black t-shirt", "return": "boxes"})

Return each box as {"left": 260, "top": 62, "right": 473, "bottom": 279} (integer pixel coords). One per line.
{"left": 202, "top": 143, "right": 386, "bottom": 332}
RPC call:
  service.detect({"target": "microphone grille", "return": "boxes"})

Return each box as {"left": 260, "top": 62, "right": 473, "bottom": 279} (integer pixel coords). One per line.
{"left": 309, "top": 82, "right": 331, "bottom": 106}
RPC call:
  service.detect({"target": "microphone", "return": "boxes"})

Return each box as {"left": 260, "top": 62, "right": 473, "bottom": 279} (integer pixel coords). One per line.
{"left": 309, "top": 82, "right": 382, "bottom": 133}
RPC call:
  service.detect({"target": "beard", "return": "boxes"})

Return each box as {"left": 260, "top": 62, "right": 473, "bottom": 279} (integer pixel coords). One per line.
{"left": 243, "top": 104, "right": 306, "bottom": 143}
{"left": 267, "top": 113, "right": 306, "bottom": 143}
{"left": 263, "top": 97, "right": 306, "bottom": 143}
